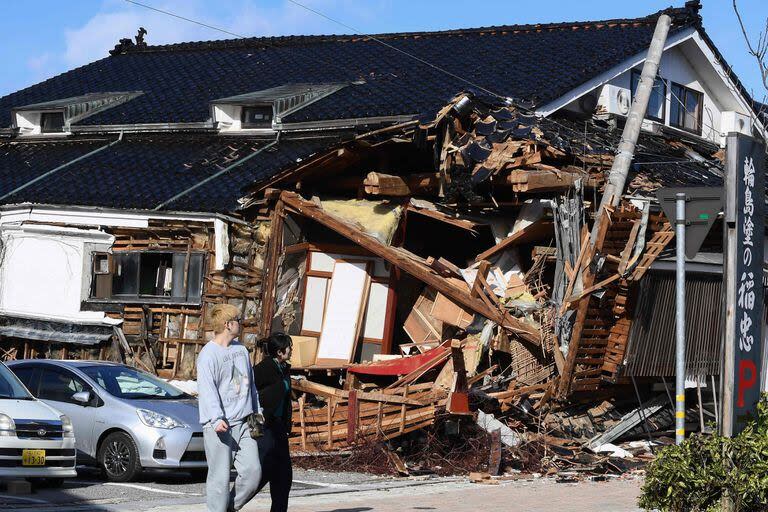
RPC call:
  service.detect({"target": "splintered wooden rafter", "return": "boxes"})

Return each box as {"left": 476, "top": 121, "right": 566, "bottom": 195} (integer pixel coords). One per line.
{"left": 280, "top": 191, "right": 542, "bottom": 346}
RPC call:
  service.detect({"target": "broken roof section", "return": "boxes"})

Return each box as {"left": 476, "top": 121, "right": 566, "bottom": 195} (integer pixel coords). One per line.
{"left": 0, "top": 5, "right": 703, "bottom": 128}
{"left": 245, "top": 92, "right": 727, "bottom": 204}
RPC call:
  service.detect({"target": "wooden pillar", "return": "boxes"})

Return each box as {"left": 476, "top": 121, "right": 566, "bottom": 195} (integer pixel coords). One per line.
{"left": 347, "top": 390, "right": 358, "bottom": 444}
{"left": 258, "top": 199, "right": 285, "bottom": 341}
{"left": 326, "top": 397, "right": 334, "bottom": 450}
{"left": 298, "top": 394, "right": 307, "bottom": 450}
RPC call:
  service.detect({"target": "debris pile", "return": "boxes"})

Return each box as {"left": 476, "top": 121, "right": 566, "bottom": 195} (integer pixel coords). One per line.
{"left": 241, "top": 93, "right": 725, "bottom": 478}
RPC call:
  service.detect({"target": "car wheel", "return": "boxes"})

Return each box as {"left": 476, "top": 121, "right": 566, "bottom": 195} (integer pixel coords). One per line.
{"left": 98, "top": 431, "right": 141, "bottom": 482}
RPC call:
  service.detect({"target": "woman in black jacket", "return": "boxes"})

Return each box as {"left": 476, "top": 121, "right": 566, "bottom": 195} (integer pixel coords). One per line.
{"left": 253, "top": 332, "right": 293, "bottom": 512}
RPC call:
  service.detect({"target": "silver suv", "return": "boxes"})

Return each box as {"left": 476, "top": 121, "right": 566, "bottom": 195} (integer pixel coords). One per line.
{"left": 8, "top": 360, "right": 205, "bottom": 482}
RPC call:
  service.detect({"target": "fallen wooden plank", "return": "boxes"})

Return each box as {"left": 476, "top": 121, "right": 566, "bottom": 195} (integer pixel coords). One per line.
{"left": 293, "top": 379, "right": 430, "bottom": 406}
{"left": 407, "top": 204, "right": 482, "bottom": 233}
{"left": 475, "top": 219, "right": 553, "bottom": 262}
{"left": 281, "top": 191, "right": 541, "bottom": 345}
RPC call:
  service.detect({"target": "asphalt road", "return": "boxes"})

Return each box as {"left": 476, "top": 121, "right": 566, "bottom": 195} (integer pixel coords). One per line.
{"left": 0, "top": 465, "right": 387, "bottom": 511}
{"left": 0, "top": 466, "right": 644, "bottom": 512}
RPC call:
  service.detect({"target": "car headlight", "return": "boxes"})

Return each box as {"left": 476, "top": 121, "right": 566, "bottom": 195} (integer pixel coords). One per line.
{"left": 136, "top": 409, "right": 183, "bottom": 429}
{"left": 60, "top": 415, "right": 75, "bottom": 438}
{"left": 0, "top": 413, "right": 15, "bottom": 437}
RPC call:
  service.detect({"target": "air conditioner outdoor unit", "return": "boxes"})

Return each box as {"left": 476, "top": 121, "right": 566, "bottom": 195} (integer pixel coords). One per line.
{"left": 721, "top": 111, "right": 752, "bottom": 136}
{"left": 597, "top": 84, "right": 631, "bottom": 116}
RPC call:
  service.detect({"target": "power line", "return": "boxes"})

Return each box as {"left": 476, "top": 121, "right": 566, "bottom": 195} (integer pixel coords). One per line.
{"left": 122, "top": 0, "right": 352, "bottom": 77}
{"left": 283, "top": 0, "right": 508, "bottom": 102}
{"left": 281, "top": 0, "right": 628, "bottom": 154}
{"left": 123, "top": 0, "right": 247, "bottom": 39}
{"left": 123, "top": 0, "right": 711, "bottom": 169}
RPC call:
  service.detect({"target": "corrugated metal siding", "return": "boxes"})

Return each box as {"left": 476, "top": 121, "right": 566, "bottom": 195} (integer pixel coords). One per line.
{"left": 623, "top": 271, "right": 723, "bottom": 377}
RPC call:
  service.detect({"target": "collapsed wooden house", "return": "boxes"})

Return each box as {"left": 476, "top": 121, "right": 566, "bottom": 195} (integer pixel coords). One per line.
{"left": 0, "top": 1, "right": 765, "bottom": 452}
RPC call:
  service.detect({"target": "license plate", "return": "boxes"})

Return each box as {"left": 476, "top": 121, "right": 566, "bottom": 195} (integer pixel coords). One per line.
{"left": 22, "top": 449, "right": 45, "bottom": 466}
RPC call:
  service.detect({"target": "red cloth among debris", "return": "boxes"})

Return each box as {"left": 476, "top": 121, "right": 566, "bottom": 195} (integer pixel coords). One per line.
{"left": 347, "top": 343, "right": 450, "bottom": 376}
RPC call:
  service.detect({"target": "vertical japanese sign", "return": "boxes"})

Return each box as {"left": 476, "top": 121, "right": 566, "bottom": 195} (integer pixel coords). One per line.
{"left": 729, "top": 134, "right": 764, "bottom": 434}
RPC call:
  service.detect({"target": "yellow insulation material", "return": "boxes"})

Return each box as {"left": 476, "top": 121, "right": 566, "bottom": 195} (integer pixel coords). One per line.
{"left": 321, "top": 198, "right": 402, "bottom": 244}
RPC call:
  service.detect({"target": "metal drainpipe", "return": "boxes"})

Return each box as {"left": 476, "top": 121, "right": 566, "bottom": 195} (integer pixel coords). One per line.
{"left": 0, "top": 131, "right": 125, "bottom": 202}
{"left": 153, "top": 133, "right": 281, "bottom": 211}
{"left": 590, "top": 13, "right": 672, "bottom": 244}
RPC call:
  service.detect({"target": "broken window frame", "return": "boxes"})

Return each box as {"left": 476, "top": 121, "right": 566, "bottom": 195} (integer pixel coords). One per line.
{"left": 630, "top": 69, "right": 666, "bottom": 123}
{"left": 87, "top": 250, "right": 207, "bottom": 305}
{"left": 297, "top": 247, "right": 396, "bottom": 357}
{"left": 669, "top": 82, "right": 703, "bottom": 135}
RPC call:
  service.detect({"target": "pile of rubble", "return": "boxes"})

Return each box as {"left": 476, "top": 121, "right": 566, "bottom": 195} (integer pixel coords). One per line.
{"left": 239, "top": 93, "right": 724, "bottom": 478}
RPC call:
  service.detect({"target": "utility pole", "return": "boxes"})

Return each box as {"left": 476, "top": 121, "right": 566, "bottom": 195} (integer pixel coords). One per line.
{"left": 590, "top": 13, "right": 671, "bottom": 244}
{"left": 675, "top": 192, "right": 686, "bottom": 444}
{"left": 674, "top": 193, "right": 686, "bottom": 445}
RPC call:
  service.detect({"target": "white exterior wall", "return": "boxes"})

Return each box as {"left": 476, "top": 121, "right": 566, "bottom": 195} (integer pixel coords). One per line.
{"left": 606, "top": 46, "right": 723, "bottom": 142}
{"left": 0, "top": 225, "right": 115, "bottom": 325}
{"left": 557, "top": 34, "right": 761, "bottom": 146}
{"left": 0, "top": 206, "right": 233, "bottom": 328}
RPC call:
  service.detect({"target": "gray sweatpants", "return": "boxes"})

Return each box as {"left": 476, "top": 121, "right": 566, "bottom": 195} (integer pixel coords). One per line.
{"left": 203, "top": 421, "right": 262, "bottom": 512}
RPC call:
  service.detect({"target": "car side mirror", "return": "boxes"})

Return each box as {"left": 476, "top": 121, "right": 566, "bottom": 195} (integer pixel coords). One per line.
{"left": 72, "top": 391, "right": 92, "bottom": 405}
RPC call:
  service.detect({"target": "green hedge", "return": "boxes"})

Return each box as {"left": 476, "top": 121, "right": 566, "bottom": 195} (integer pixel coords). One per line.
{"left": 639, "top": 396, "right": 768, "bottom": 511}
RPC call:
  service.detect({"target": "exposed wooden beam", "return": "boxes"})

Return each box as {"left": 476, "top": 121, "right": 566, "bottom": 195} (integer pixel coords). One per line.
{"left": 363, "top": 172, "right": 441, "bottom": 197}
{"left": 407, "top": 204, "right": 482, "bottom": 233}
{"left": 258, "top": 199, "right": 285, "bottom": 340}
{"left": 557, "top": 211, "right": 610, "bottom": 398}
{"left": 474, "top": 219, "right": 553, "bottom": 262}
{"left": 280, "top": 191, "right": 541, "bottom": 346}
{"left": 363, "top": 172, "right": 410, "bottom": 196}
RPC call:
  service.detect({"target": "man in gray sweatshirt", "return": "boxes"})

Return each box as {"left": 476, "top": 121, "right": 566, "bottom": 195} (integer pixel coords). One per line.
{"left": 197, "top": 304, "right": 262, "bottom": 512}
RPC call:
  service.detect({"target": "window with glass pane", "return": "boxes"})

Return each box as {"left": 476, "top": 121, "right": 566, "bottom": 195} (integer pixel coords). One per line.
{"left": 40, "top": 112, "right": 65, "bottom": 133}
{"left": 670, "top": 83, "right": 702, "bottom": 134}
{"left": 241, "top": 106, "right": 273, "bottom": 128}
{"left": 112, "top": 252, "right": 139, "bottom": 296}
{"left": 96, "top": 251, "right": 206, "bottom": 303}
{"left": 630, "top": 70, "right": 665, "bottom": 122}
{"left": 37, "top": 369, "right": 87, "bottom": 404}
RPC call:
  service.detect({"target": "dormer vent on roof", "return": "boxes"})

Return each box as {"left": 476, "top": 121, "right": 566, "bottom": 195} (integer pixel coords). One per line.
{"left": 211, "top": 83, "right": 347, "bottom": 132}
{"left": 12, "top": 91, "right": 143, "bottom": 136}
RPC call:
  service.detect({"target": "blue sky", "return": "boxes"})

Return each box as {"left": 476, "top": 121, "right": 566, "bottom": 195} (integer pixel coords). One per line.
{"left": 1, "top": 0, "right": 767, "bottom": 101}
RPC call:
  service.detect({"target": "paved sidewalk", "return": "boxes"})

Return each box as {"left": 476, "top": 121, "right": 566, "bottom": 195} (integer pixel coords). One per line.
{"left": 145, "top": 477, "right": 643, "bottom": 512}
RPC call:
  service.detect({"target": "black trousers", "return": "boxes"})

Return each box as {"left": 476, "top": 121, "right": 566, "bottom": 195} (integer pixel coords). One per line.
{"left": 256, "top": 420, "right": 292, "bottom": 512}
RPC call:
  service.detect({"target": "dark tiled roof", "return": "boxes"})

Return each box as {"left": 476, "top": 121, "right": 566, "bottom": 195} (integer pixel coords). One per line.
{"left": 0, "top": 6, "right": 703, "bottom": 127}
{"left": 0, "top": 135, "right": 332, "bottom": 212}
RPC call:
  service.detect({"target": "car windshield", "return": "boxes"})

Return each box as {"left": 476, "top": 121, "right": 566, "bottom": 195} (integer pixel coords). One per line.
{"left": 81, "top": 365, "right": 189, "bottom": 400}
{"left": 0, "top": 364, "right": 33, "bottom": 400}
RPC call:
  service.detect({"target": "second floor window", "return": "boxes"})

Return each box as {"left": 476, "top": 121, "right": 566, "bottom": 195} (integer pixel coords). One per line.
{"left": 90, "top": 251, "right": 205, "bottom": 303}
{"left": 670, "top": 82, "right": 703, "bottom": 134}
{"left": 241, "top": 106, "right": 273, "bottom": 128}
{"left": 630, "top": 70, "right": 666, "bottom": 122}
{"left": 40, "top": 112, "right": 65, "bottom": 133}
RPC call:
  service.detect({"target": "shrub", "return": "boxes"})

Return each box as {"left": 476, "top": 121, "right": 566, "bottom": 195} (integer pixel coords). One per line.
{"left": 639, "top": 395, "right": 768, "bottom": 512}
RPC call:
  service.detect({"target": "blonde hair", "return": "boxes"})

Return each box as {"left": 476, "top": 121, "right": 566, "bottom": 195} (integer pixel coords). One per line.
{"left": 210, "top": 303, "right": 241, "bottom": 334}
